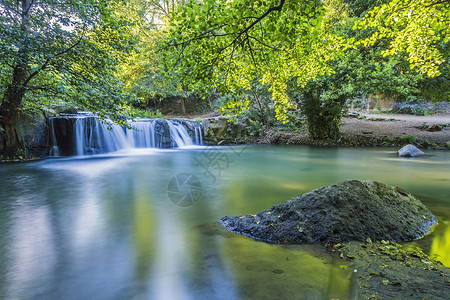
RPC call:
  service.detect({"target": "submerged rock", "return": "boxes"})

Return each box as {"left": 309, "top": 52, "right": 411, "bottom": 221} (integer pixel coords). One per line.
{"left": 220, "top": 180, "right": 436, "bottom": 244}
{"left": 398, "top": 144, "right": 424, "bottom": 157}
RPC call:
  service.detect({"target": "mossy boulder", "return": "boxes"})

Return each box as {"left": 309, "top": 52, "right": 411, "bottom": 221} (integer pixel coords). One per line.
{"left": 203, "top": 116, "right": 247, "bottom": 144}
{"left": 220, "top": 180, "right": 437, "bottom": 244}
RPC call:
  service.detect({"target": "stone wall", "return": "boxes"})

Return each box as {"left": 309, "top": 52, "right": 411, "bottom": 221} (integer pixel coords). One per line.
{"left": 17, "top": 109, "right": 56, "bottom": 156}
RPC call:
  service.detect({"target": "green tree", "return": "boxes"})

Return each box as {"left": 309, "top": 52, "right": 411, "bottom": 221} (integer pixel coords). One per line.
{"left": 162, "top": 0, "right": 449, "bottom": 138}
{"left": 355, "top": 0, "right": 449, "bottom": 77}
{"left": 163, "top": 0, "right": 342, "bottom": 123}
{"left": 0, "top": 0, "right": 138, "bottom": 156}
{"left": 118, "top": 0, "right": 190, "bottom": 113}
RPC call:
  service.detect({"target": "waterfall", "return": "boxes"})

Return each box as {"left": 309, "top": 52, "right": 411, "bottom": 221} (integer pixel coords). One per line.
{"left": 167, "top": 121, "right": 193, "bottom": 147}
{"left": 74, "top": 116, "right": 129, "bottom": 155}
{"left": 194, "top": 124, "right": 203, "bottom": 145}
{"left": 49, "top": 115, "right": 203, "bottom": 156}
{"left": 49, "top": 118, "right": 60, "bottom": 156}
{"left": 126, "top": 120, "right": 156, "bottom": 148}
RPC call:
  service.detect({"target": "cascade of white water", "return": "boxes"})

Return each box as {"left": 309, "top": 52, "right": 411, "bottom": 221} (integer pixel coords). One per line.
{"left": 194, "top": 125, "right": 203, "bottom": 145}
{"left": 74, "top": 117, "right": 129, "bottom": 155}
{"left": 104, "top": 121, "right": 130, "bottom": 152}
{"left": 49, "top": 118, "right": 60, "bottom": 156}
{"left": 127, "top": 120, "right": 157, "bottom": 148}
{"left": 50, "top": 115, "right": 203, "bottom": 156}
{"left": 166, "top": 121, "right": 193, "bottom": 147}
{"left": 75, "top": 118, "right": 85, "bottom": 155}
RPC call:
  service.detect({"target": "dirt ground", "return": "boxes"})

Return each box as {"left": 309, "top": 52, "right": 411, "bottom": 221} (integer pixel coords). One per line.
{"left": 250, "top": 112, "right": 450, "bottom": 148}
{"left": 342, "top": 113, "right": 450, "bottom": 144}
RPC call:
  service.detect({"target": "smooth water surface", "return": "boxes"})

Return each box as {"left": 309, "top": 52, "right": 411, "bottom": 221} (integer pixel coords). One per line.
{"left": 0, "top": 146, "right": 449, "bottom": 299}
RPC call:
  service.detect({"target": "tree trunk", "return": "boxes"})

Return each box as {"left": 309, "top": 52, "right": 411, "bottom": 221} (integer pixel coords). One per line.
{"left": 180, "top": 98, "right": 186, "bottom": 115}
{"left": 0, "top": 0, "right": 31, "bottom": 156}
{"left": 0, "top": 121, "right": 20, "bottom": 156}
{"left": 0, "top": 85, "right": 26, "bottom": 156}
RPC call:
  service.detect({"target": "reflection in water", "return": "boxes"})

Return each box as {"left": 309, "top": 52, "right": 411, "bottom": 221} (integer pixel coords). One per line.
{"left": 430, "top": 221, "right": 450, "bottom": 266}
{"left": 0, "top": 146, "right": 448, "bottom": 299}
{"left": 220, "top": 235, "right": 352, "bottom": 299}
{"left": 133, "top": 192, "right": 156, "bottom": 282}
{"left": 8, "top": 205, "right": 56, "bottom": 298}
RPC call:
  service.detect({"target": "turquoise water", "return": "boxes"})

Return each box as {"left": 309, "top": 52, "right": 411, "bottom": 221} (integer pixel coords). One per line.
{"left": 0, "top": 146, "right": 448, "bottom": 299}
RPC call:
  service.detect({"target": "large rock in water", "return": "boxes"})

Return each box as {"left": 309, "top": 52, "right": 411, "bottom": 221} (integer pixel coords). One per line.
{"left": 220, "top": 180, "right": 437, "bottom": 244}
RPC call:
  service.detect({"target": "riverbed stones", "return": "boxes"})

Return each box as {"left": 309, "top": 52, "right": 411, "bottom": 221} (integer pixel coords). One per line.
{"left": 426, "top": 124, "right": 443, "bottom": 132}
{"left": 398, "top": 144, "right": 424, "bottom": 157}
{"left": 219, "top": 180, "right": 437, "bottom": 244}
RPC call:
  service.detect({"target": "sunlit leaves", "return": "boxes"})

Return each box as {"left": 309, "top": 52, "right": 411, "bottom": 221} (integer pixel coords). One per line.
{"left": 162, "top": 0, "right": 348, "bottom": 121}
{"left": 355, "top": 0, "right": 449, "bottom": 77}
{"left": 117, "top": 1, "right": 190, "bottom": 105}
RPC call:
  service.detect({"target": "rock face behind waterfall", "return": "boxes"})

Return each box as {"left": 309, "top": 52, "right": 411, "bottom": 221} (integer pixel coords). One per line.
{"left": 220, "top": 180, "right": 437, "bottom": 244}
{"left": 155, "top": 119, "right": 172, "bottom": 148}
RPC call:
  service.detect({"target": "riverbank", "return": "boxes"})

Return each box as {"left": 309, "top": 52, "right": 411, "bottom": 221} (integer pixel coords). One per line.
{"left": 1, "top": 112, "right": 449, "bottom": 162}
{"left": 331, "top": 241, "right": 450, "bottom": 299}
{"left": 247, "top": 113, "right": 450, "bottom": 149}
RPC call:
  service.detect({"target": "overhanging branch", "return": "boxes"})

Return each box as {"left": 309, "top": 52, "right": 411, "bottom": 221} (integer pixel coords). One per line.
{"left": 22, "top": 27, "right": 86, "bottom": 87}
{"left": 167, "top": 0, "right": 286, "bottom": 52}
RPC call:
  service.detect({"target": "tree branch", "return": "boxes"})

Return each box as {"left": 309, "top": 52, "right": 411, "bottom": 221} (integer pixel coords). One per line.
{"left": 248, "top": 35, "right": 281, "bottom": 50}
{"left": 246, "top": 33, "right": 258, "bottom": 70}
{"left": 238, "top": 0, "right": 285, "bottom": 37}
{"left": 23, "top": 28, "right": 86, "bottom": 87}
{"left": 167, "top": 0, "right": 286, "bottom": 51}
{"left": 1, "top": 0, "right": 19, "bottom": 25}
{"left": 424, "top": 0, "right": 449, "bottom": 8}
{"left": 166, "top": 24, "right": 230, "bottom": 48}
{"left": 24, "top": 0, "right": 36, "bottom": 16}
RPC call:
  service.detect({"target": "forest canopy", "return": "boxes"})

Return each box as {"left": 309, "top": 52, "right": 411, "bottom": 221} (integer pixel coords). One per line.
{"left": 162, "top": 0, "right": 449, "bottom": 120}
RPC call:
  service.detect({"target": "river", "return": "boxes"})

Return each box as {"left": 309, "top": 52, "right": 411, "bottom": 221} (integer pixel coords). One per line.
{"left": 0, "top": 146, "right": 448, "bottom": 299}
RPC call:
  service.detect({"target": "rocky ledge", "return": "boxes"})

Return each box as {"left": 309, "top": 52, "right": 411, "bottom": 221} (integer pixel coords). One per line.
{"left": 220, "top": 180, "right": 437, "bottom": 244}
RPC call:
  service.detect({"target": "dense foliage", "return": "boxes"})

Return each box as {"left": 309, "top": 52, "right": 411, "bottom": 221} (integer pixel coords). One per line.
{"left": 162, "top": 0, "right": 346, "bottom": 123}
{"left": 0, "top": 0, "right": 139, "bottom": 154}
{"left": 355, "top": 0, "right": 449, "bottom": 77}
{"left": 162, "top": 0, "right": 449, "bottom": 139}
{"left": 117, "top": 0, "right": 192, "bottom": 112}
